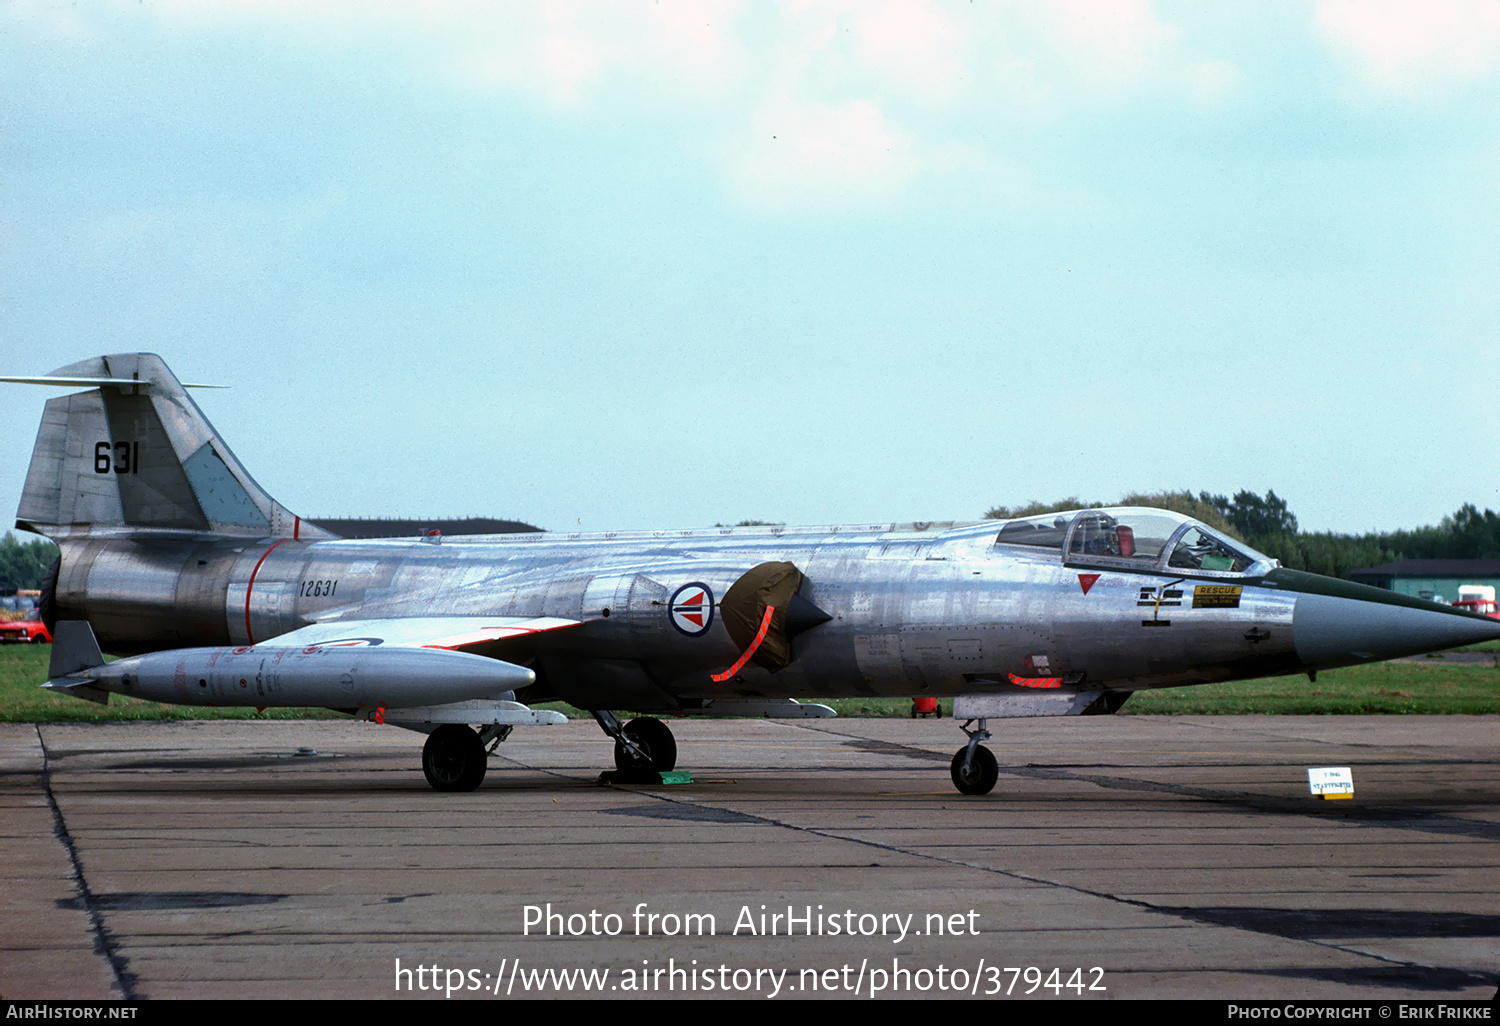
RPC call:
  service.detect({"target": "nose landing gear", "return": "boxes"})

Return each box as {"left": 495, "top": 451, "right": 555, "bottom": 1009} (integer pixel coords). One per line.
{"left": 950, "top": 718, "right": 997, "bottom": 796}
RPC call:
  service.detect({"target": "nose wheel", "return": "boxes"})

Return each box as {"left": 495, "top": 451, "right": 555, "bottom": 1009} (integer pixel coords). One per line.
{"left": 950, "top": 718, "right": 998, "bottom": 796}
{"left": 950, "top": 745, "right": 998, "bottom": 795}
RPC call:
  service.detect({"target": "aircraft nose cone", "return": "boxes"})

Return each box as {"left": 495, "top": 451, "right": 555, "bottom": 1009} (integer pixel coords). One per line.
{"left": 1293, "top": 592, "right": 1500, "bottom": 670}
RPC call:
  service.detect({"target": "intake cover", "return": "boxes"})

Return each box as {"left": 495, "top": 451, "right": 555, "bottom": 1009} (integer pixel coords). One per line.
{"left": 719, "top": 562, "right": 829, "bottom": 673}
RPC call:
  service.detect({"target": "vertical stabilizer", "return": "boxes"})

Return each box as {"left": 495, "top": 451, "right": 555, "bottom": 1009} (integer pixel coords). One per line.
{"left": 11, "top": 354, "right": 331, "bottom": 541}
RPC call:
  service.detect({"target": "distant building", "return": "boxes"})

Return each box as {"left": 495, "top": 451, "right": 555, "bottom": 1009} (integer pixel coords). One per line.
{"left": 306, "top": 517, "right": 543, "bottom": 539}
{"left": 1347, "top": 559, "right": 1500, "bottom": 604}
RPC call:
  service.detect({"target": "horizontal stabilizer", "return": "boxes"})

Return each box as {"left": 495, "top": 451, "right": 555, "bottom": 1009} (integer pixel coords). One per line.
{"left": 0, "top": 375, "right": 224, "bottom": 389}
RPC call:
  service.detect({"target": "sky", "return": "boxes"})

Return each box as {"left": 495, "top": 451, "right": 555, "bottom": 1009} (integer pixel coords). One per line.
{"left": 3, "top": 1, "right": 1498, "bottom": 536}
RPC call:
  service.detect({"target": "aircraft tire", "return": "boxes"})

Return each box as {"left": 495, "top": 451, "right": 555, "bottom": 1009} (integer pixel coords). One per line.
{"left": 423, "top": 724, "right": 487, "bottom": 792}
{"left": 615, "top": 717, "right": 677, "bottom": 773}
{"left": 950, "top": 745, "right": 998, "bottom": 796}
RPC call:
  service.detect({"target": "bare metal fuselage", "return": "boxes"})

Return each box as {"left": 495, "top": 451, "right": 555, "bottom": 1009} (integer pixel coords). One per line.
{"left": 55, "top": 520, "right": 1301, "bottom": 712}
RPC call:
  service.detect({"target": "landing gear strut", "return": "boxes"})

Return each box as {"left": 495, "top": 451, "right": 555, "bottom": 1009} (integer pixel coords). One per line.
{"left": 950, "top": 718, "right": 998, "bottom": 796}
{"left": 422, "top": 724, "right": 487, "bottom": 792}
{"left": 594, "top": 711, "right": 677, "bottom": 773}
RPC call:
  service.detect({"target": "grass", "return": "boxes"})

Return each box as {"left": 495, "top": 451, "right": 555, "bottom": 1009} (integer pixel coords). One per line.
{"left": 0, "top": 645, "right": 344, "bottom": 723}
{"left": 1449, "top": 639, "right": 1500, "bottom": 654}
{"left": 1122, "top": 661, "right": 1499, "bottom": 715}
{"left": 2, "top": 644, "right": 1495, "bottom": 722}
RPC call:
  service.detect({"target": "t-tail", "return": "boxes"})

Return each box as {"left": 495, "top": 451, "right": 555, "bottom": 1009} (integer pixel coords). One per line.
{"left": 8, "top": 353, "right": 331, "bottom": 543}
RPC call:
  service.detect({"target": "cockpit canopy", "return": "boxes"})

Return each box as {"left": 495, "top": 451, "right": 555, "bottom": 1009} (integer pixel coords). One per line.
{"left": 992, "top": 507, "right": 1276, "bottom": 576}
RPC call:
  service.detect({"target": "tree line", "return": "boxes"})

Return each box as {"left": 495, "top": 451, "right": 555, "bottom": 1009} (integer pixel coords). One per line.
{"left": 985, "top": 491, "right": 1500, "bottom": 579}
{"left": 0, "top": 532, "right": 58, "bottom": 594}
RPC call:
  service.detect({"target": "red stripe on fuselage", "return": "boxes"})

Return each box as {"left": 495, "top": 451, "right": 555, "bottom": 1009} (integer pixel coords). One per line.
{"left": 243, "top": 539, "right": 288, "bottom": 644}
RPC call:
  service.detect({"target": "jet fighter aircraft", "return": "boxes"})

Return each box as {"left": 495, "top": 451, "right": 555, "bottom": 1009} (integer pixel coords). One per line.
{"left": 10, "top": 354, "right": 1500, "bottom": 795}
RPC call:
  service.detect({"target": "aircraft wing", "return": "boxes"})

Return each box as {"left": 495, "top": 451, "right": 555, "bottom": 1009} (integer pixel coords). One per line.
{"left": 272, "top": 616, "right": 582, "bottom": 652}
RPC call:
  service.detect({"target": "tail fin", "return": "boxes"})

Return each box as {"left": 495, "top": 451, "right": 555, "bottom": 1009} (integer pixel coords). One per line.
{"left": 8, "top": 353, "right": 331, "bottom": 541}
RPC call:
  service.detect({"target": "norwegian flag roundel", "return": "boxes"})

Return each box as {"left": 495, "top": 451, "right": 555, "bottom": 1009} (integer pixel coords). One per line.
{"left": 668, "top": 582, "right": 715, "bottom": 637}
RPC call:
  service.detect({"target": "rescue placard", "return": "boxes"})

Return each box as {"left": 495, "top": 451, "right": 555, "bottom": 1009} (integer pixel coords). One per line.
{"left": 1193, "top": 585, "right": 1242, "bottom": 609}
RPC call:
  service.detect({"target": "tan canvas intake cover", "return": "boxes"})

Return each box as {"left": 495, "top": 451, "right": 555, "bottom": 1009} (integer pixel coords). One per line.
{"left": 719, "top": 561, "right": 803, "bottom": 673}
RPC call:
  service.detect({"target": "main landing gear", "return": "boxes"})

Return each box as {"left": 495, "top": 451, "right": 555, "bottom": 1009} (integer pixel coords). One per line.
{"left": 418, "top": 714, "right": 679, "bottom": 791}
{"left": 421, "top": 723, "right": 511, "bottom": 792}
{"left": 594, "top": 710, "right": 677, "bottom": 773}
{"left": 950, "top": 718, "right": 998, "bottom": 796}
{"left": 591, "top": 708, "right": 681, "bottom": 774}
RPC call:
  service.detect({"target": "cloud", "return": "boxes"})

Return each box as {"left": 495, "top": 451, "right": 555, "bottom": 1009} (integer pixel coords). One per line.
{"left": 843, "top": 0, "right": 969, "bottom": 107}
{"left": 1318, "top": 0, "right": 1500, "bottom": 93}
{"left": 726, "top": 94, "right": 917, "bottom": 213}
{"left": 448, "top": 1, "right": 750, "bottom": 109}
{"left": 1039, "top": 0, "right": 1181, "bottom": 94}
{"left": 4, "top": 1, "right": 1259, "bottom": 216}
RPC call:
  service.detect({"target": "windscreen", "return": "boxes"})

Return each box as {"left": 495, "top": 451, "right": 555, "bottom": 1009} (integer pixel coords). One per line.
{"left": 1167, "top": 526, "right": 1263, "bottom": 573}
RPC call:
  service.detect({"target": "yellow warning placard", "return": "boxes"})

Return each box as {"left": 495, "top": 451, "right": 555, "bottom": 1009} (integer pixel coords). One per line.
{"left": 1192, "top": 585, "right": 1242, "bottom": 609}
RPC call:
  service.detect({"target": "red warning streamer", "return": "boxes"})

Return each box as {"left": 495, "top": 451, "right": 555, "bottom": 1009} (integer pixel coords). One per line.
{"left": 1007, "top": 671, "right": 1062, "bottom": 689}
{"left": 711, "top": 605, "right": 776, "bottom": 683}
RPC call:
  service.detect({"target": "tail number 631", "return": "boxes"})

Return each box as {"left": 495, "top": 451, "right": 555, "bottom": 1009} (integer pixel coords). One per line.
{"left": 94, "top": 441, "right": 139, "bottom": 474}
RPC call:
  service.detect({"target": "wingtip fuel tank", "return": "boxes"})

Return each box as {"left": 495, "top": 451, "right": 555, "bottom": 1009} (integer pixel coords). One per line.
{"left": 47, "top": 623, "right": 536, "bottom": 711}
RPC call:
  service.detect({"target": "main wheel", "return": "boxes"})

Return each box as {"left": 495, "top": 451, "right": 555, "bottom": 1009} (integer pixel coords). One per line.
{"left": 422, "top": 724, "right": 487, "bottom": 792}
{"left": 950, "top": 744, "right": 998, "bottom": 796}
{"left": 614, "top": 717, "right": 677, "bottom": 773}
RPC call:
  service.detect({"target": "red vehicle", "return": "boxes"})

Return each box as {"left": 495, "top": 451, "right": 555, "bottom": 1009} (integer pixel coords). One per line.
{"left": 1453, "top": 586, "right": 1500, "bottom": 620}
{"left": 0, "top": 618, "right": 51, "bottom": 643}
